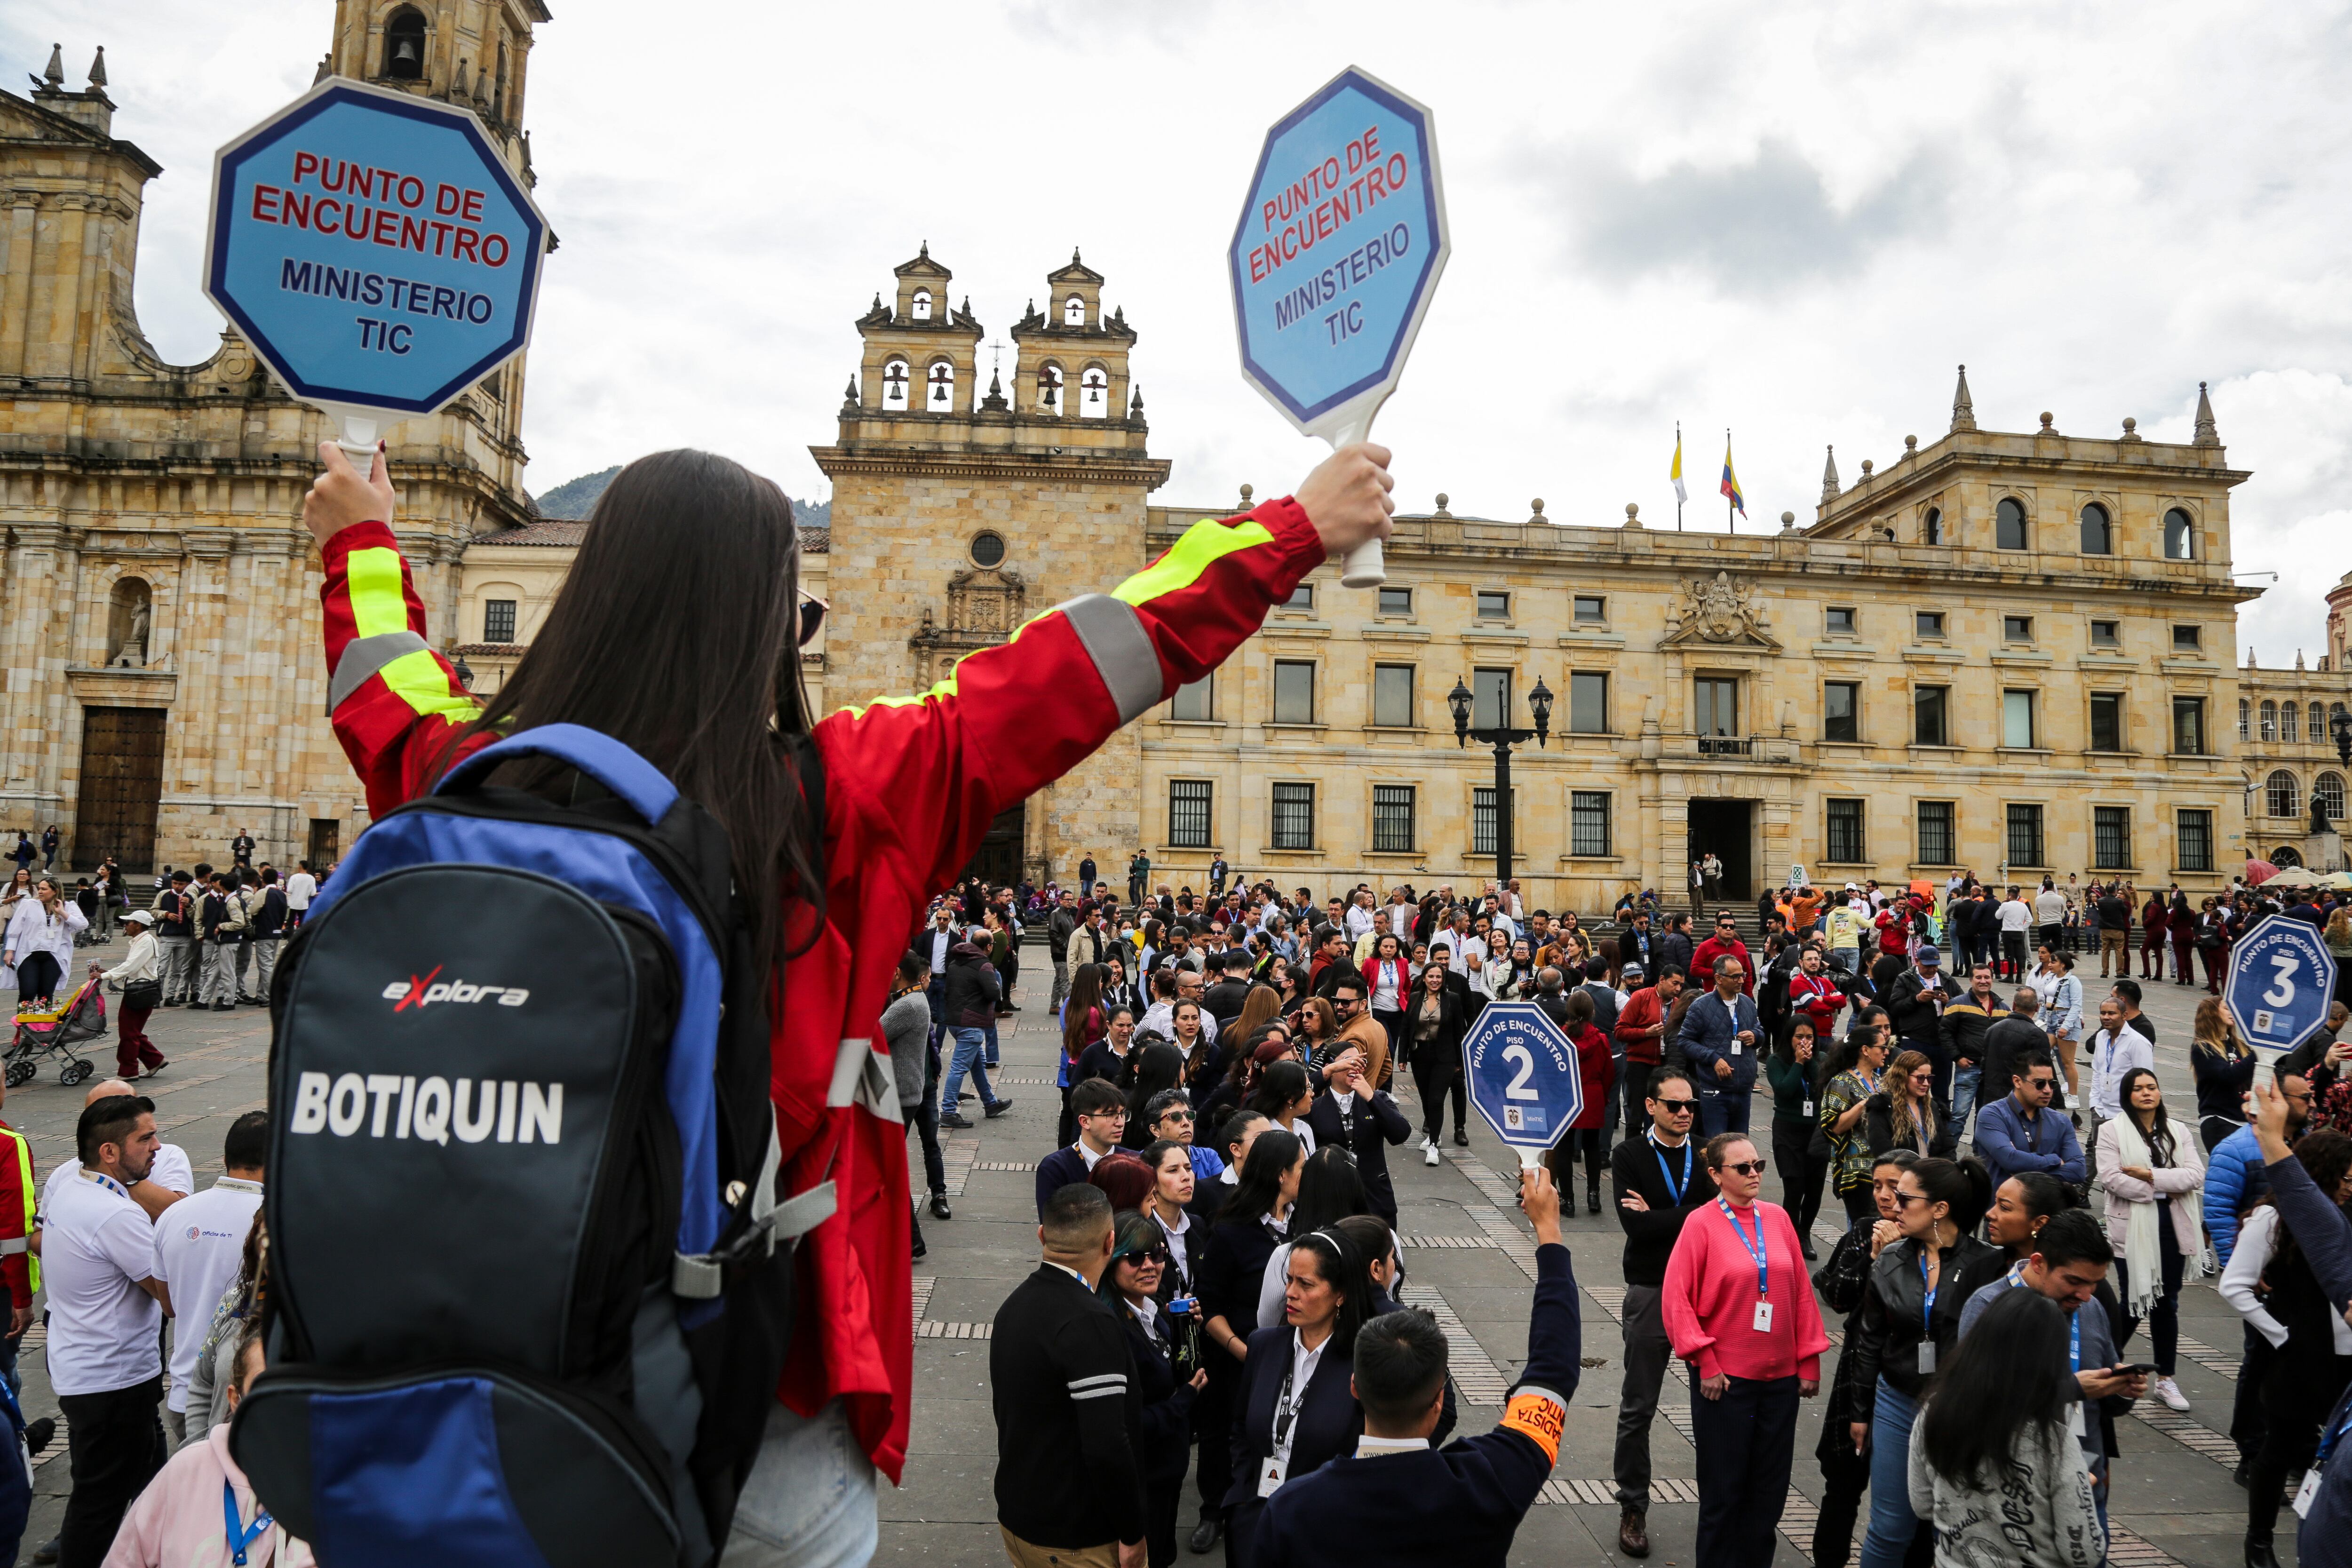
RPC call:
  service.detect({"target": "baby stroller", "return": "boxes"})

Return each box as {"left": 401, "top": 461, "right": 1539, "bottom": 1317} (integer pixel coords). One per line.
{"left": 7, "top": 966, "right": 103, "bottom": 1087}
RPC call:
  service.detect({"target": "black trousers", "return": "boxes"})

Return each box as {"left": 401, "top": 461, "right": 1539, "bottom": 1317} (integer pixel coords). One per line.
{"left": 1813, "top": 1422, "right": 1871, "bottom": 1568}
{"left": 1144, "top": 1462, "right": 1186, "bottom": 1568}
{"left": 14, "top": 950, "right": 60, "bottom": 1004}
{"left": 1690, "top": 1372, "right": 1799, "bottom": 1568}
{"left": 58, "top": 1376, "right": 165, "bottom": 1568}
{"left": 1771, "top": 1114, "right": 1827, "bottom": 1245}
{"left": 1411, "top": 1053, "right": 1465, "bottom": 1141}
{"left": 1194, "top": 1347, "right": 1242, "bottom": 1520}
{"left": 2232, "top": 1322, "right": 2273, "bottom": 1465}
{"left": 2247, "top": 1351, "right": 2352, "bottom": 1544}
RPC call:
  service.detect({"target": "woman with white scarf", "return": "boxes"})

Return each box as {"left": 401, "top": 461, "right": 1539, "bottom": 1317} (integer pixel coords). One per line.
{"left": 2092, "top": 1065, "right": 2208, "bottom": 1414}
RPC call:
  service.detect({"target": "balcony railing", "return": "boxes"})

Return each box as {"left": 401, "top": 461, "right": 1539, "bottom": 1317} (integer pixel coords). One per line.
{"left": 1683, "top": 734, "right": 1801, "bottom": 765}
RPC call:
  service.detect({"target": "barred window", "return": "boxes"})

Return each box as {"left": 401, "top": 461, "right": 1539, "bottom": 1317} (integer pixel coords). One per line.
{"left": 2092, "top": 806, "right": 2130, "bottom": 869}
{"left": 2177, "top": 809, "right": 2214, "bottom": 873}
{"left": 1168, "top": 781, "right": 1211, "bottom": 848}
{"left": 2268, "top": 770, "right": 2300, "bottom": 819}
{"left": 1472, "top": 787, "right": 1514, "bottom": 857}
{"left": 1917, "top": 802, "right": 1955, "bottom": 865}
{"left": 2006, "top": 803, "right": 2046, "bottom": 867}
{"left": 483, "top": 599, "right": 516, "bottom": 643}
{"left": 2284, "top": 701, "right": 2304, "bottom": 744}
{"left": 1825, "top": 799, "right": 1866, "bottom": 864}
{"left": 2319, "top": 772, "right": 2347, "bottom": 825}
{"left": 1570, "top": 791, "right": 1611, "bottom": 857}
{"left": 1271, "top": 782, "right": 1314, "bottom": 850}
{"left": 1372, "top": 785, "right": 1416, "bottom": 852}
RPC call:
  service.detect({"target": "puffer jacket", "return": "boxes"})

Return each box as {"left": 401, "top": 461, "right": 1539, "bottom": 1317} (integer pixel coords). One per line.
{"left": 943, "top": 941, "right": 1001, "bottom": 1029}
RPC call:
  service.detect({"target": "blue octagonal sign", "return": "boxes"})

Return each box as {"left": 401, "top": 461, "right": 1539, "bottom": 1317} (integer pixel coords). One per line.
{"left": 1228, "top": 65, "right": 1449, "bottom": 445}
{"left": 1462, "top": 1001, "right": 1582, "bottom": 1162}
{"left": 2225, "top": 913, "right": 2339, "bottom": 1061}
{"left": 203, "top": 78, "right": 548, "bottom": 429}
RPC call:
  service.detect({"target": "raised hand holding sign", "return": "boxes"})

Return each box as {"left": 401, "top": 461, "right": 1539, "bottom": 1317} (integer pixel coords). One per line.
{"left": 1228, "top": 67, "right": 1448, "bottom": 588}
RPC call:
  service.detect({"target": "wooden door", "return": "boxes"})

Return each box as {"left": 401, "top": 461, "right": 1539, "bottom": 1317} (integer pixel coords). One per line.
{"left": 72, "top": 707, "right": 167, "bottom": 872}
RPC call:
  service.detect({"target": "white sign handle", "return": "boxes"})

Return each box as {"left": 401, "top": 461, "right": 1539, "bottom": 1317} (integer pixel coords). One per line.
{"left": 1330, "top": 413, "right": 1385, "bottom": 588}
{"left": 1515, "top": 1145, "right": 1543, "bottom": 1172}
{"left": 334, "top": 412, "right": 381, "bottom": 462}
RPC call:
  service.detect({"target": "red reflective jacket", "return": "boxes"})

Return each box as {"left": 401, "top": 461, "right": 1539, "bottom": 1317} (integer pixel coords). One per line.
{"left": 316, "top": 496, "right": 1326, "bottom": 1480}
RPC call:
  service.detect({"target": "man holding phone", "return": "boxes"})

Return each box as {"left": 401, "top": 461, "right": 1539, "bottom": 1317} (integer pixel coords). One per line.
{"left": 1957, "top": 1207, "right": 2145, "bottom": 1534}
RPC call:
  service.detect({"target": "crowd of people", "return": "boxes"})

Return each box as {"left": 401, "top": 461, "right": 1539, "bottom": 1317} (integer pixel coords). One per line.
{"left": 954, "top": 862, "right": 2352, "bottom": 1568}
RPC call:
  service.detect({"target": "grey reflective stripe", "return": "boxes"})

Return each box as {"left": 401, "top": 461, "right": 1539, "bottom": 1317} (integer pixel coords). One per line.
{"left": 0, "top": 1238, "right": 24, "bottom": 1255}
{"left": 1056, "top": 594, "right": 1162, "bottom": 724}
{"left": 670, "top": 1116, "right": 839, "bottom": 1299}
{"left": 828, "top": 1037, "right": 902, "bottom": 1123}
{"left": 326, "top": 629, "right": 431, "bottom": 714}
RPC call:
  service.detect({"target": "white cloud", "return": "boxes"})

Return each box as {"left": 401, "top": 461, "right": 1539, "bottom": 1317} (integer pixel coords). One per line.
{"left": 11, "top": 0, "right": 2352, "bottom": 654}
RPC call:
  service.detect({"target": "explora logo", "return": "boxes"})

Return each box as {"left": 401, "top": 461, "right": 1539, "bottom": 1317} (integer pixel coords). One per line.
{"left": 382, "top": 964, "right": 530, "bottom": 1010}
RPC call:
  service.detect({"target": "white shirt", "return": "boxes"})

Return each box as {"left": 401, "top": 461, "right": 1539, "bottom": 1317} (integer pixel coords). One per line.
{"left": 927, "top": 927, "right": 953, "bottom": 974}
{"left": 1074, "top": 1140, "right": 1110, "bottom": 1172}
{"left": 2086, "top": 1029, "right": 2154, "bottom": 1119}
{"left": 1152, "top": 1207, "right": 1192, "bottom": 1293}
{"left": 1138, "top": 1002, "right": 1218, "bottom": 1048}
{"left": 1387, "top": 904, "right": 1414, "bottom": 939}
{"left": 1271, "top": 1330, "right": 1330, "bottom": 1466}
{"left": 44, "top": 1168, "right": 162, "bottom": 1396}
{"left": 1344, "top": 904, "right": 1375, "bottom": 941}
{"left": 285, "top": 871, "right": 316, "bottom": 910}
{"left": 153, "top": 1176, "right": 264, "bottom": 1411}
{"left": 4, "top": 898, "right": 86, "bottom": 970}
{"left": 43, "top": 1140, "right": 191, "bottom": 1216}
{"left": 2221, "top": 1206, "right": 2352, "bottom": 1353}
{"left": 1997, "top": 899, "right": 2032, "bottom": 933}
{"left": 102, "top": 930, "right": 159, "bottom": 985}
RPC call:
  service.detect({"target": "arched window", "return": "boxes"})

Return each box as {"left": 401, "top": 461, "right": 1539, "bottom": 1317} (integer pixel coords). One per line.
{"left": 1922, "top": 506, "right": 1941, "bottom": 545}
{"left": 1064, "top": 294, "right": 1086, "bottom": 326}
{"left": 2320, "top": 772, "right": 2348, "bottom": 824}
{"left": 493, "top": 38, "right": 508, "bottom": 116}
{"left": 926, "top": 360, "right": 955, "bottom": 409}
{"left": 383, "top": 5, "right": 428, "bottom": 79}
{"left": 880, "top": 357, "right": 910, "bottom": 411}
{"left": 2267, "top": 769, "right": 2300, "bottom": 818}
{"left": 2275, "top": 845, "right": 2306, "bottom": 869}
{"left": 1037, "top": 362, "right": 1064, "bottom": 414}
{"left": 2078, "top": 501, "right": 2113, "bottom": 555}
{"left": 2239, "top": 699, "right": 2252, "bottom": 740}
{"left": 2284, "top": 701, "right": 2302, "bottom": 743}
{"left": 2164, "top": 507, "right": 2195, "bottom": 560}
{"left": 1996, "top": 497, "right": 2028, "bottom": 550}
{"left": 2261, "top": 700, "right": 2278, "bottom": 741}
{"left": 1079, "top": 366, "right": 1109, "bottom": 419}
{"left": 911, "top": 288, "right": 932, "bottom": 321}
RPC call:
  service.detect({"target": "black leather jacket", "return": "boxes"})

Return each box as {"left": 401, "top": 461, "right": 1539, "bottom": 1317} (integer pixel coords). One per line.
{"left": 1849, "top": 1232, "right": 1999, "bottom": 1399}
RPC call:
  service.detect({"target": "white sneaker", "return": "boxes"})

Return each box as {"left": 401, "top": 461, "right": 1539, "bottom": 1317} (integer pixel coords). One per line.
{"left": 1418, "top": 1134, "right": 1434, "bottom": 1153}
{"left": 1423, "top": 1146, "right": 1440, "bottom": 1167}
{"left": 2154, "top": 1376, "right": 2190, "bottom": 1412}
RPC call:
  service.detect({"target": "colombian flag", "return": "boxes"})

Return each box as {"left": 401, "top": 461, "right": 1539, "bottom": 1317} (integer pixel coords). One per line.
{"left": 1720, "top": 437, "right": 1746, "bottom": 517}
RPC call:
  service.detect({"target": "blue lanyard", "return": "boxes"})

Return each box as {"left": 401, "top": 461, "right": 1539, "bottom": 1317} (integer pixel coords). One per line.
{"left": 1717, "top": 1199, "right": 1769, "bottom": 1296}
{"left": 2005, "top": 1265, "right": 2082, "bottom": 1370}
{"left": 1918, "top": 1252, "right": 1938, "bottom": 1336}
{"left": 2317, "top": 1408, "right": 2352, "bottom": 1469}
{"left": 223, "top": 1482, "right": 271, "bottom": 1567}
{"left": 1653, "top": 1135, "right": 1692, "bottom": 1205}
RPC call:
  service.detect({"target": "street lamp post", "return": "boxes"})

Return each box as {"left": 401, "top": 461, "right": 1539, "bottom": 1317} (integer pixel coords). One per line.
{"left": 1448, "top": 674, "right": 1553, "bottom": 889}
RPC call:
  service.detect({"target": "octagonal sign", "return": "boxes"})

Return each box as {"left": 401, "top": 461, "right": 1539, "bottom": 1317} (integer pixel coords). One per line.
{"left": 2225, "top": 914, "right": 2338, "bottom": 1062}
{"left": 1462, "top": 1001, "right": 1581, "bottom": 1162}
{"left": 204, "top": 78, "right": 548, "bottom": 424}
{"left": 1228, "top": 65, "right": 1449, "bottom": 441}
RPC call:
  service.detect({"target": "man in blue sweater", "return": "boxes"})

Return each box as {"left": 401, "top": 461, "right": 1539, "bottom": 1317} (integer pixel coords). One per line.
{"left": 2206, "top": 1069, "right": 2310, "bottom": 1266}
{"left": 1971, "top": 1048, "right": 2085, "bottom": 1187}
{"left": 1252, "top": 1167, "right": 1577, "bottom": 1568}
{"left": 1682, "top": 957, "right": 1761, "bottom": 1137}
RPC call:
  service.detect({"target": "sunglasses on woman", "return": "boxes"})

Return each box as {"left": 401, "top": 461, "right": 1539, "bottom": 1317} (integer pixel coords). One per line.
{"left": 1718, "top": 1159, "right": 1769, "bottom": 1177}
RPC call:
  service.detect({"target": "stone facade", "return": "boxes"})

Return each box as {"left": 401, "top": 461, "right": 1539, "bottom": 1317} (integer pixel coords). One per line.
{"left": 0, "top": 1, "right": 546, "bottom": 872}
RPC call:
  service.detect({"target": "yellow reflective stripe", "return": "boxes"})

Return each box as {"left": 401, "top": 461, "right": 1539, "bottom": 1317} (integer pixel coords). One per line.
{"left": 2, "top": 1129, "right": 33, "bottom": 1296}
{"left": 838, "top": 673, "right": 958, "bottom": 721}
{"left": 376, "top": 648, "right": 481, "bottom": 722}
{"left": 345, "top": 547, "right": 413, "bottom": 639}
{"left": 1111, "top": 518, "right": 1277, "bottom": 609}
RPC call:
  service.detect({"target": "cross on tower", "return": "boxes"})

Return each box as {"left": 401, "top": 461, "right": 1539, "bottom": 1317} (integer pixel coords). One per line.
{"left": 985, "top": 338, "right": 1007, "bottom": 376}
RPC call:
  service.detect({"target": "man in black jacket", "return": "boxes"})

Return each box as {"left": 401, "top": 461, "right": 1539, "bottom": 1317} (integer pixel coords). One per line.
{"left": 992, "top": 1183, "right": 1148, "bottom": 1568}
{"left": 1935, "top": 961, "right": 2008, "bottom": 1146}
{"left": 1048, "top": 890, "right": 1080, "bottom": 1013}
{"left": 1302, "top": 1056, "right": 1412, "bottom": 1224}
{"left": 938, "top": 930, "right": 1013, "bottom": 1129}
{"left": 1607, "top": 1067, "right": 1717, "bottom": 1557}
{"left": 1202, "top": 953, "right": 1254, "bottom": 1036}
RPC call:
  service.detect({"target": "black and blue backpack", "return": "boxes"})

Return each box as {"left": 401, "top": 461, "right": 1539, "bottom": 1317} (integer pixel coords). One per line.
{"left": 234, "top": 724, "right": 833, "bottom": 1568}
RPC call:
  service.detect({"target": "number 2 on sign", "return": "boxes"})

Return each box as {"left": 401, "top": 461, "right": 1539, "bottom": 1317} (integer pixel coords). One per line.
{"left": 2265, "top": 952, "right": 2298, "bottom": 1009}
{"left": 1502, "top": 1043, "right": 1541, "bottom": 1100}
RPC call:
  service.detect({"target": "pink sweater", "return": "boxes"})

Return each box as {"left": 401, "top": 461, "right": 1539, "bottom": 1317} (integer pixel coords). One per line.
{"left": 103, "top": 1425, "right": 314, "bottom": 1568}
{"left": 1660, "top": 1197, "right": 1829, "bottom": 1382}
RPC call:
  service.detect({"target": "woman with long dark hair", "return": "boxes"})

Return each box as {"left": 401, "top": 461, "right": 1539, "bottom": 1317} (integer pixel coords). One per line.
{"left": 1222, "top": 1226, "right": 1374, "bottom": 1568}
{"left": 2093, "top": 1065, "right": 2208, "bottom": 1412}
{"left": 1060, "top": 961, "right": 1109, "bottom": 1146}
{"left": 1359, "top": 931, "right": 1409, "bottom": 1068}
{"left": 1809, "top": 1147, "right": 1918, "bottom": 1568}
{"left": 1849, "top": 1156, "right": 1995, "bottom": 1568}
{"left": 1819, "top": 1025, "right": 1892, "bottom": 1231}
{"left": 1168, "top": 999, "right": 1215, "bottom": 1089}
{"left": 1122, "top": 1044, "right": 1188, "bottom": 1149}
{"left": 1246, "top": 1059, "right": 1317, "bottom": 1155}
{"left": 1192, "top": 1128, "right": 1305, "bottom": 1552}
{"left": 2220, "top": 1127, "right": 2352, "bottom": 1568}
{"left": 2190, "top": 996, "right": 2258, "bottom": 1152}
{"left": 302, "top": 423, "right": 1393, "bottom": 1557}
{"left": 1908, "top": 1289, "right": 2101, "bottom": 1568}
{"left": 1231, "top": 985, "right": 1285, "bottom": 1048}
{"left": 1765, "top": 1016, "right": 1829, "bottom": 1257}
{"left": 1866, "top": 1049, "right": 1947, "bottom": 1159}
{"left": 1251, "top": 1146, "right": 1372, "bottom": 1330}
{"left": 1405, "top": 960, "right": 1465, "bottom": 1165}
{"left": 1098, "top": 1210, "right": 1209, "bottom": 1568}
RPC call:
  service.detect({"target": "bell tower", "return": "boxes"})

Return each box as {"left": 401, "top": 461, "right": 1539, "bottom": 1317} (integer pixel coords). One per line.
{"left": 814, "top": 245, "right": 1170, "bottom": 883}
{"left": 325, "top": 0, "right": 549, "bottom": 180}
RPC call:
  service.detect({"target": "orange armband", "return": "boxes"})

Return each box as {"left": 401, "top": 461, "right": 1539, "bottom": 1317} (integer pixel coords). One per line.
{"left": 1499, "top": 1385, "right": 1566, "bottom": 1464}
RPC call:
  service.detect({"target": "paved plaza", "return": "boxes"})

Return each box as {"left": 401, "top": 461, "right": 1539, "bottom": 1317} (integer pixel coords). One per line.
{"left": 0, "top": 928, "right": 2284, "bottom": 1566}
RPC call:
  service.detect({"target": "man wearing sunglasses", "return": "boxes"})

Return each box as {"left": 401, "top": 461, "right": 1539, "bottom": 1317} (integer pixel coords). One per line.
{"left": 1971, "top": 1047, "right": 2086, "bottom": 1190}
{"left": 1605, "top": 1068, "right": 1717, "bottom": 1557}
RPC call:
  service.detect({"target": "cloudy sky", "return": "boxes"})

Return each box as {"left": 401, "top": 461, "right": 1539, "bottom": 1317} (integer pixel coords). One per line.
{"left": 10, "top": 0, "right": 2352, "bottom": 659}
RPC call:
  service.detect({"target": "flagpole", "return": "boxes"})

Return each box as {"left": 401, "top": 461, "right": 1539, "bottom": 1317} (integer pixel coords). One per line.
{"left": 1676, "top": 420, "right": 1684, "bottom": 531}
{"left": 1725, "top": 426, "right": 1735, "bottom": 533}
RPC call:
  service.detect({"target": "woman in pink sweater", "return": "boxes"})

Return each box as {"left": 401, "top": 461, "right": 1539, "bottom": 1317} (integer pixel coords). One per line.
{"left": 104, "top": 1336, "right": 312, "bottom": 1568}
{"left": 1661, "top": 1131, "right": 1829, "bottom": 1568}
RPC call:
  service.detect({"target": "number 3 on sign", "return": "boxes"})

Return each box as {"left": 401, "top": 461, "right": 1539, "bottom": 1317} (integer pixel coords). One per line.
{"left": 2266, "top": 952, "right": 2298, "bottom": 1010}
{"left": 1502, "top": 1043, "right": 1541, "bottom": 1100}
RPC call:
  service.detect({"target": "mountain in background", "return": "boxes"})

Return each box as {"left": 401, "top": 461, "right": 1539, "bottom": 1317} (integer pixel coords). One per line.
{"left": 531, "top": 465, "right": 831, "bottom": 529}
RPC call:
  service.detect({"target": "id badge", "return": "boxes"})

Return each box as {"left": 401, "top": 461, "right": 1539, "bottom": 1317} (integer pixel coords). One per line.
{"left": 1731, "top": 1039, "right": 1743, "bottom": 1056}
{"left": 2070, "top": 1403, "right": 2086, "bottom": 1436}
{"left": 1256, "top": 1457, "right": 1288, "bottom": 1498}
{"left": 1803, "top": 1098, "right": 1816, "bottom": 1118}
{"left": 1753, "top": 1301, "right": 1774, "bottom": 1332}
{"left": 2295, "top": 1467, "right": 2321, "bottom": 1520}
{"left": 1916, "top": 1343, "right": 1936, "bottom": 1374}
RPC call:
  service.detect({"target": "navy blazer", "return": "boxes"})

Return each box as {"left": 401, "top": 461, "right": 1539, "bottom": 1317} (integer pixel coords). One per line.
{"left": 1302, "top": 1090, "right": 1412, "bottom": 1222}
{"left": 1223, "top": 1322, "right": 1361, "bottom": 1512}
{"left": 1112, "top": 1298, "right": 1199, "bottom": 1483}
{"left": 1034, "top": 1145, "right": 1097, "bottom": 1220}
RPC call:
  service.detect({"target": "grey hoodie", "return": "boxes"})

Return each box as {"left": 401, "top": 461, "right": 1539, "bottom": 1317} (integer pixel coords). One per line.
{"left": 881, "top": 990, "right": 934, "bottom": 1110}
